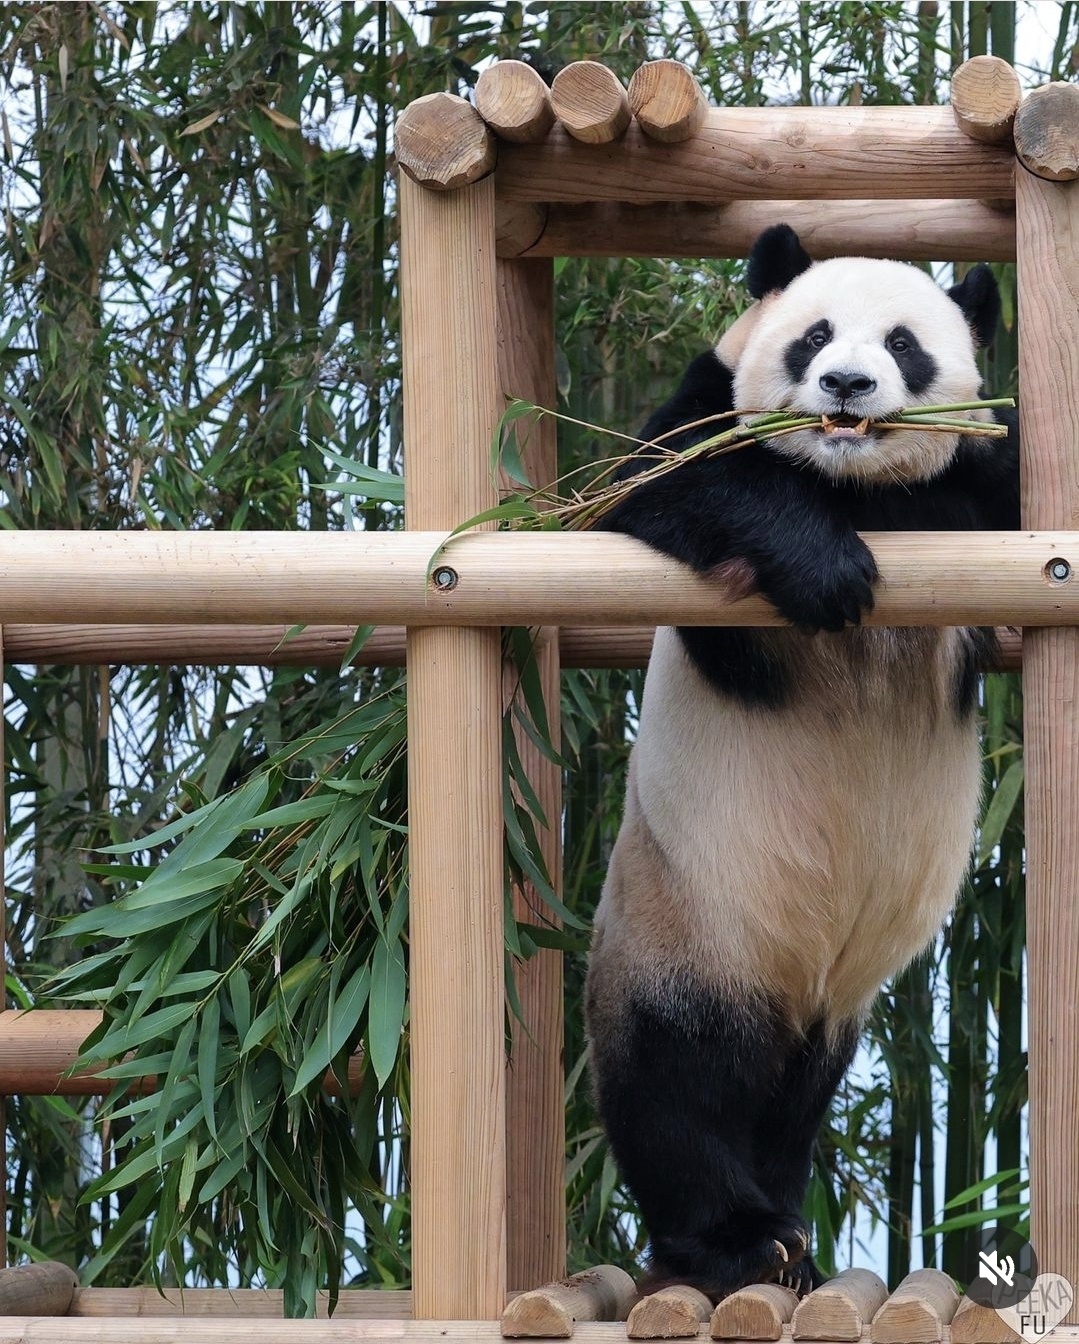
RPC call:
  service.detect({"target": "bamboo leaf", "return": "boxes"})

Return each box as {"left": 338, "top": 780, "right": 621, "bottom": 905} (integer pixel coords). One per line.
{"left": 977, "top": 759, "right": 1024, "bottom": 867}
{"left": 290, "top": 963, "right": 370, "bottom": 1096}
{"left": 368, "top": 935, "right": 405, "bottom": 1088}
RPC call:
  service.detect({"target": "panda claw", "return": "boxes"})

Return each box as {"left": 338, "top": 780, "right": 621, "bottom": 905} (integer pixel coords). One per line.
{"left": 774, "top": 1239, "right": 789, "bottom": 1263}
{"left": 796, "top": 1228, "right": 810, "bottom": 1253}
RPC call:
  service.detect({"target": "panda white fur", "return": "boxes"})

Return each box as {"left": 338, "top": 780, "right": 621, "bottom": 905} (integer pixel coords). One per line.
{"left": 586, "top": 225, "right": 1019, "bottom": 1300}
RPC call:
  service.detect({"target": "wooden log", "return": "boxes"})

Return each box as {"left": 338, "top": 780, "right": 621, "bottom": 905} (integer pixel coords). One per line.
{"left": 1017, "top": 153, "right": 1079, "bottom": 1324}
{"left": 550, "top": 61, "right": 631, "bottom": 145}
{"left": 395, "top": 91, "right": 496, "bottom": 190}
{"left": 0, "top": 531, "right": 1070, "bottom": 629}
{"left": 399, "top": 173, "right": 506, "bottom": 1319}
{"left": 1, "top": 622, "right": 372, "bottom": 666}
{"left": 0, "top": 1323, "right": 690, "bottom": 1343}
{"left": 0, "top": 623, "right": 1024, "bottom": 673}
{"left": 709, "top": 1283, "right": 798, "bottom": 1340}
{"left": 791, "top": 1268, "right": 889, "bottom": 1341}
{"left": 500, "top": 1266, "right": 636, "bottom": 1337}
{"left": 501, "top": 198, "right": 1015, "bottom": 261}
{"left": 950, "top": 55, "right": 1022, "bottom": 144}
{"left": 950, "top": 1294, "right": 1022, "bottom": 1342}
{"left": 1014, "top": 82, "right": 1079, "bottom": 181}
{"left": 626, "top": 1285, "right": 712, "bottom": 1338}
{"left": 495, "top": 106, "right": 1013, "bottom": 204}
{"left": 70, "top": 1287, "right": 413, "bottom": 1318}
{"left": 0, "top": 1010, "right": 364, "bottom": 1098}
{"left": 496, "top": 201, "right": 548, "bottom": 257}
{"left": 498, "top": 254, "right": 565, "bottom": 1290}
{"left": 869, "top": 1268, "right": 959, "bottom": 1343}
{"left": 0, "top": 1263, "right": 78, "bottom": 1316}
{"left": 627, "top": 60, "right": 708, "bottom": 143}
{"left": 476, "top": 61, "right": 555, "bottom": 144}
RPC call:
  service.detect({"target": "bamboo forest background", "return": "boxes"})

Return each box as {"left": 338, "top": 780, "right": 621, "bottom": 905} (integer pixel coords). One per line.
{"left": 0, "top": 0, "right": 1052, "bottom": 1312}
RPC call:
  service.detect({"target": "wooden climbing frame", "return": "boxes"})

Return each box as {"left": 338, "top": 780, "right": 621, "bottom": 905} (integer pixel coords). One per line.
{"left": 1, "top": 51, "right": 1079, "bottom": 1344}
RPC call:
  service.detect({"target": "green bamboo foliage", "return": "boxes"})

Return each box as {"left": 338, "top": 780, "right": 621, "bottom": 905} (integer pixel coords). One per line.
{"left": 1, "top": 0, "right": 1058, "bottom": 1308}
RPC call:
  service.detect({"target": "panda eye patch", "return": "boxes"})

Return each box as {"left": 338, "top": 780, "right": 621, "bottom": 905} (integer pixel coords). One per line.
{"left": 884, "top": 324, "right": 937, "bottom": 395}
{"left": 783, "top": 321, "right": 833, "bottom": 384}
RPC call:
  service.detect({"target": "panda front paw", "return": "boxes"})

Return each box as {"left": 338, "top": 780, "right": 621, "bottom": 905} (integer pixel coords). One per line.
{"left": 763, "top": 536, "right": 878, "bottom": 633}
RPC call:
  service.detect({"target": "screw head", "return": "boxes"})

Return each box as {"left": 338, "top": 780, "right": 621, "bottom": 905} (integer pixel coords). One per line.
{"left": 1047, "top": 557, "right": 1072, "bottom": 584}
{"left": 432, "top": 565, "right": 459, "bottom": 591}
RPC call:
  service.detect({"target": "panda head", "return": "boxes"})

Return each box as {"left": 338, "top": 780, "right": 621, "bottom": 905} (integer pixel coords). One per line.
{"left": 729, "top": 225, "right": 1000, "bottom": 485}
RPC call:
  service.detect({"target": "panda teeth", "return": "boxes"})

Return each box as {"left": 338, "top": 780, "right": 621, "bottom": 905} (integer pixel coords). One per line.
{"left": 821, "top": 414, "right": 870, "bottom": 438}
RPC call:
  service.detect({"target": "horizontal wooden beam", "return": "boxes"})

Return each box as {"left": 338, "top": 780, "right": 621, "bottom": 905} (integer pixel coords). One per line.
{"left": 0, "top": 624, "right": 1023, "bottom": 672}
{"left": 0, "top": 531, "right": 1071, "bottom": 629}
{"left": 495, "top": 106, "right": 1014, "bottom": 204}
{"left": 5, "top": 1322, "right": 1079, "bottom": 1343}
{"left": 70, "top": 1288, "right": 413, "bottom": 1319}
{"left": 0, "top": 1011, "right": 362, "bottom": 1097}
{"left": 501, "top": 199, "right": 1015, "bottom": 261}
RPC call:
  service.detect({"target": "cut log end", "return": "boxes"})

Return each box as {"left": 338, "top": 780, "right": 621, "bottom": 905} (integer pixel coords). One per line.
{"left": 551, "top": 60, "right": 631, "bottom": 144}
{"left": 628, "top": 59, "right": 708, "bottom": 143}
{"left": 500, "top": 1265, "right": 637, "bottom": 1337}
{"left": 627, "top": 1285, "right": 712, "bottom": 1338}
{"left": 950, "top": 55, "right": 1022, "bottom": 143}
{"left": 951, "top": 1294, "right": 1023, "bottom": 1343}
{"left": 476, "top": 61, "right": 555, "bottom": 143}
{"left": 496, "top": 201, "right": 549, "bottom": 257}
{"left": 870, "top": 1268, "right": 960, "bottom": 1344}
{"left": 394, "top": 91, "right": 496, "bottom": 190}
{"left": 0, "top": 1261, "right": 80, "bottom": 1316}
{"left": 790, "top": 1268, "right": 889, "bottom": 1342}
{"left": 710, "top": 1282, "right": 799, "bottom": 1340}
{"left": 1014, "top": 81, "right": 1079, "bottom": 181}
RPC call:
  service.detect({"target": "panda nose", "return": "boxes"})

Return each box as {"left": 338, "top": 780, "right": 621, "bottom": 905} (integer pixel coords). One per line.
{"left": 819, "top": 371, "right": 877, "bottom": 400}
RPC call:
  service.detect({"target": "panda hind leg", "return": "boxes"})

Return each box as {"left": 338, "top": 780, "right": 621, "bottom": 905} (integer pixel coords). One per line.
{"left": 590, "top": 984, "right": 812, "bottom": 1302}
{"left": 752, "top": 1016, "right": 861, "bottom": 1296}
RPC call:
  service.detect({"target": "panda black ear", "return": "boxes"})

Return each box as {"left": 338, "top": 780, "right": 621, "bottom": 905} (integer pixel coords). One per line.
{"left": 746, "top": 225, "right": 813, "bottom": 299}
{"left": 948, "top": 263, "right": 1000, "bottom": 347}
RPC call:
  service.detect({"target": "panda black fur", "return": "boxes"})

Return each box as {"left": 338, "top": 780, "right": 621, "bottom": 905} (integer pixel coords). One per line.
{"left": 585, "top": 225, "right": 1019, "bottom": 1301}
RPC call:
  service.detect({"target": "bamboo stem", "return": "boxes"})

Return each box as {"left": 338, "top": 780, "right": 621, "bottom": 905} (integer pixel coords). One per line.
{"left": 400, "top": 173, "right": 506, "bottom": 1319}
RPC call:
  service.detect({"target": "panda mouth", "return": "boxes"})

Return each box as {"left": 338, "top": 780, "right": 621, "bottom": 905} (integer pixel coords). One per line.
{"left": 820, "top": 414, "right": 871, "bottom": 439}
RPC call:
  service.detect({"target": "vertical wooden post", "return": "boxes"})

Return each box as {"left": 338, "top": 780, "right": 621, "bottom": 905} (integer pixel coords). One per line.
{"left": 496, "top": 257, "right": 566, "bottom": 1288}
{"left": 399, "top": 174, "right": 507, "bottom": 1319}
{"left": 1016, "top": 164, "right": 1079, "bottom": 1315}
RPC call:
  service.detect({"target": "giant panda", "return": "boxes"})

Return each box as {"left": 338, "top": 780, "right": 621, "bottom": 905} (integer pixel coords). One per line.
{"left": 585, "top": 225, "right": 1019, "bottom": 1301}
